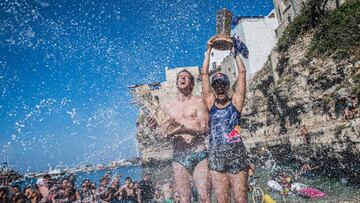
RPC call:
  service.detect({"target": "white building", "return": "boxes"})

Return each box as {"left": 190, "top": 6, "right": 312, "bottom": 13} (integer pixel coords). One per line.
{"left": 209, "top": 10, "right": 278, "bottom": 78}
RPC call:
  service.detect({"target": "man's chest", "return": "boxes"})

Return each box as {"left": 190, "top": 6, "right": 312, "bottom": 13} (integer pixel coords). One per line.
{"left": 168, "top": 103, "right": 199, "bottom": 120}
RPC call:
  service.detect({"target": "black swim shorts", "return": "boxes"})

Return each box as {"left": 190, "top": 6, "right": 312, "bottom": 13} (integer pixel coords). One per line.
{"left": 173, "top": 150, "right": 207, "bottom": 171}
{"left": 208, "top": 142, "right": 249, "bottom": 174}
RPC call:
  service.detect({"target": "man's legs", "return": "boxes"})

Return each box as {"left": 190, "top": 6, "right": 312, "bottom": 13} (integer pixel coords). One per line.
{"left": 210, "top": 170, "right": 230, "bottom": 203}
{"left": 172, "top": 162, "right": 191, "bottom": 203}
{"left": 229, "top": 171, "right": 248, "bottom": 203}
{"left": 193, "top": 159, "right": 211, "bottom": 203}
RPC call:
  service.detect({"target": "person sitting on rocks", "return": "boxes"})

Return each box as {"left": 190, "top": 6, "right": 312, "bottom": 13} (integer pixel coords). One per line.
{"left": 344, "top": 97, "right": 356, "bottom": 120}
{"left": 300, "top": 162, "right": 319, "bottom": 177}
{"left": 300, "top": 125, "right": 309, "bottom": 144}
{"left": 278, "top": 172, "right": 292, "bottom": 196}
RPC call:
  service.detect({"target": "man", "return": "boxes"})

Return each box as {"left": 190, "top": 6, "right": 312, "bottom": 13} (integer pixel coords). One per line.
{"left": 148, "top": 69, "right": 210, "bottom": 203}
{"left": 201, "top": 36, "right": 248, "bottom": 203}
{"left": 11, "top": 185, "right": 25, "bottom": 203}
{"left": 345, "top": 97, "right": 356, "bottom": 120}
{"left": 38, "top": 174, "right": 52, "bottom": 203}
{"left": 97, "top": 177, "right": 113, "bottom": 202}
{"left": 139, "top": 172, "right": 154, "bottom": 203}
{"left": 300, "top": 125, "right": 308, "bottom": 144}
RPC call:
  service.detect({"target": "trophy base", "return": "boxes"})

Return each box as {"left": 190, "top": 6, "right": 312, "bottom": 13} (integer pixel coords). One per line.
{"left": 213, "top": 35, "right": 233, "bottom": 51}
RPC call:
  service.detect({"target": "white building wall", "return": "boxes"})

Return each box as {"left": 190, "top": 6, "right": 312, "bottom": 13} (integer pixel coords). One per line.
{"left": 207, "top": 11, "right": 278, "bottom": 78}
{"left": 233, "top": 11, "right": 278, "bottom": 77}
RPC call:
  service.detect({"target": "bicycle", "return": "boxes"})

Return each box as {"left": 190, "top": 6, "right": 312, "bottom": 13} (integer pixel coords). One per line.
{"left": 248, "top": 176, "right": 264, "bottom": 203}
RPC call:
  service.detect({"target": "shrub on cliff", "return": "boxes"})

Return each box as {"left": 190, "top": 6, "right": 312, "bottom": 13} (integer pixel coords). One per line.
{"left": 308, "top": 1, "right": 360, "bottom": 60}
{"left": 277, "top": 0, "right": 360, "bottom": 61}
{"left": 277, "top": 0, "right": 330, "bottom": 52}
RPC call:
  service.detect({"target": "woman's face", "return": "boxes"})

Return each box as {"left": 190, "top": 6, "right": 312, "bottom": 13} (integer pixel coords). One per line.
{"left": 213, "top": 81, "right": 229, "bottom": 100}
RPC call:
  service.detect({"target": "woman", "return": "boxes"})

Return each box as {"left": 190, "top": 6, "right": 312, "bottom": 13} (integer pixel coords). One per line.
{"left": 201, "top": 36, "right": 249, "bottom": 203}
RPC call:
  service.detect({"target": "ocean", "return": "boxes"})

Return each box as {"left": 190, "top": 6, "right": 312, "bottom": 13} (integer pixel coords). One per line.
{"left": 21, "top": 165, "right": 143, "bottom": 189}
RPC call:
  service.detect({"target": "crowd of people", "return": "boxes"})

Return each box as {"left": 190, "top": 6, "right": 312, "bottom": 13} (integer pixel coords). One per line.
{"left": 0, "top": 172, "right": 156, "bottom": 203}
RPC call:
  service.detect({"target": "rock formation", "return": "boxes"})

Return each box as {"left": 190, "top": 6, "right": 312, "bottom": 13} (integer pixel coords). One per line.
{"left": 135, "top": 1, "right": 360, "bottom": 182}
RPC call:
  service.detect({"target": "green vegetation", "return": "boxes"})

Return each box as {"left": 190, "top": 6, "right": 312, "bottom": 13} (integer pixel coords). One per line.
{"left": 277, "top": 0, "right": 360, "bottom": 60}
{"left": 308, "top": 1, "right": 360, "bottom": 60}
{"left": 277, "top": 0, "right": 330, "bottom": 52}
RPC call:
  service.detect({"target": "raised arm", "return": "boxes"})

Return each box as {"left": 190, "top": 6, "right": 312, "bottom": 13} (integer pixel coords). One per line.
{"left": 201, "top": 37, "right": 217, "bottom": 109}
{"left": 232, "top": 55, "right": 246, "bottom": 113}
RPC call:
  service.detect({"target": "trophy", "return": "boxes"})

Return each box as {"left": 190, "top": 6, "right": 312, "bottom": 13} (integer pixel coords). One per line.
{"left": 213, "top": 8, "right": 233, "bottom": 50}
{"left": 129, "top": 83, "right": 170, "bottom": 126}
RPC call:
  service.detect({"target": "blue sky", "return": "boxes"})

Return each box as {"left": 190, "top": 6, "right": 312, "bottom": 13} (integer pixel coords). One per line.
{"left": 0, "top": 0, "right": 274, "bottom": 172}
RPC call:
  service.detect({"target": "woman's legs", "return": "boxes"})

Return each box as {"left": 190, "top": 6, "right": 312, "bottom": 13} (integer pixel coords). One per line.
{"left": 210, "top": 170, "right": 229, "bottom": 203}
{"left": 229, "top": 171, "right": 248, "bottom": 203}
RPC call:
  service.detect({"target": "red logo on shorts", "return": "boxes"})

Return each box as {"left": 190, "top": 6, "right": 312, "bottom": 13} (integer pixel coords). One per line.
{"left": 225, "top": 125, "right": 241, "bottom": 143}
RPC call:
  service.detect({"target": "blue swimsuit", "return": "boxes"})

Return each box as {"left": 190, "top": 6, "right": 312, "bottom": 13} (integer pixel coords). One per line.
{"left": 208, "top": 102, "right": 249, "bottom": 173}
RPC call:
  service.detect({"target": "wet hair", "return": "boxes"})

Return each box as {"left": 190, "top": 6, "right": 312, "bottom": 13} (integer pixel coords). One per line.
{"left": 81, "top": 179, "right": 90, "bottom": 185}
{"left": 0, "top": 187, "right": 7, "bottom": 193}
{"left": 62, "top": 178, "right": 69, "bottom": 183}
{"left": 176, "top": 69, "right": 195, "bottom": 87}
{"left": 31, "top": 185, "right": 39, "bottom": 190}
{"left": 43, "top": 174, "right": 51, "bottom": 179}
{"left": 125, "top": 177, "right": 132, "bottom": 182}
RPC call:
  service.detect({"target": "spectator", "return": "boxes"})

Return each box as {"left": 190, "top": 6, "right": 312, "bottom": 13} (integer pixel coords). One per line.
{"left": 153, "top": 187, "right": 163, "bottom": 203}
{"left": 79, "top": 180, "right": 94, "bottom": 203}
{"left": 97, "top": 177, "right": 113, "bottom": 202}
{"left": 133, "top": 182, "right": 142, "bottom": 203}
{"left": 38, "top": 174, "right": 53, "bottom": 203}
{"left": 11, "top": 185, "right": 25, "bottom": 203}
{"left": 0, "top": 187, "right": 9, "bottom": 202}
{"left": 139, "top": 172, "right": 154, "bottom": 203}
{"left": 300, "top": 125, "right": 309, "bottom": 144}
{"left": 345, "top": 97, "right": 356, "bottom": 120}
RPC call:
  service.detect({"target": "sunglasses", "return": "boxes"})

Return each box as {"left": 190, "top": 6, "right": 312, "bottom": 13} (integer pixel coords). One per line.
{"left": 212, "top": 82, "right": 228, "bottom": 89}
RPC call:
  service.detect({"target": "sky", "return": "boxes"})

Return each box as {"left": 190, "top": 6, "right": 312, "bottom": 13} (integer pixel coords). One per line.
{"left": 0, "top": 0, "right": 274, "bottom": 173}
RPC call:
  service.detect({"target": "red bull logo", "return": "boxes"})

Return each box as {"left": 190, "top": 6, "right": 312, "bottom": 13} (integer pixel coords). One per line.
{"left": 225, "top": 125, "right": 241, "bottom": 143}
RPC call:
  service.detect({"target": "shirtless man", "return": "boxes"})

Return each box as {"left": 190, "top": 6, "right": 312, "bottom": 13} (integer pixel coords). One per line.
{"left": 38, "top": 174, "right": 52, "bottom": 203}
{"left": 148, "top": 69, "right": 210, "bottom": 203}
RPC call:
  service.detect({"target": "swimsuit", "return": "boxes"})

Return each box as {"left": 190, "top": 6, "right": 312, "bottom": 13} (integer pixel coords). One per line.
{"left": 208, "top": 102, "right": 249, "bottom": 174}
{"left": 173, "top": 150, "right": 207, "bottom": 171}
{"left": 172, "top": 133, "right": 207, "bottom": 171}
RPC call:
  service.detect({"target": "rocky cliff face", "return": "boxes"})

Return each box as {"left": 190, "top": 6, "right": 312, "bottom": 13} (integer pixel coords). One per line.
{"left": 241, "top": 30, "right": 360, "bottom": 181}
{"left": 136, "top": 1, "right": 360, "bottom": 180}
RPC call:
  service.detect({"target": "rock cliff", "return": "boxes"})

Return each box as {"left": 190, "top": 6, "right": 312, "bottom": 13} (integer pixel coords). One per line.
{"left": 136, "top": 1, "right": 360, "bottom": 181}
{"left": 241, "top": 1, "right": 360, "bottom": 181}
